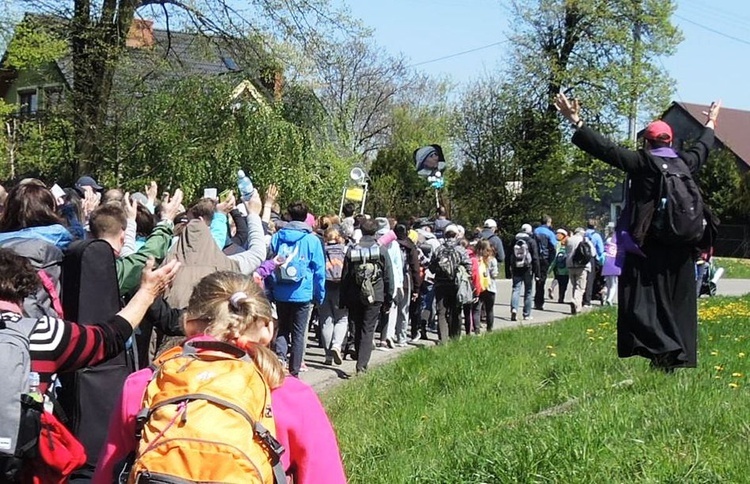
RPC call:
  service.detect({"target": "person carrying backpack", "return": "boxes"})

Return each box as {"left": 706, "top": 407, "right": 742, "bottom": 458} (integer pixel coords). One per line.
{"left": 533, "top": 215, "right": 557, "bottom": 310}
{"left": 320, "top": 227, "right": 348, "bottom": 365}
{"left": 555, "top": 92, "right": 720, "bottom": 371}
{"left": 428, "top": 225, "right": 472, "bottom": 342}
{"left": 565, "top": 227, "right": 596, "bottom": 315}
{"left": 509, "top": 224, "right": 540, "bottom": 322}
{"left": 547, "top": 228, "right": 570, "bottom": 303}
{"left": 93, "top": 271, "right": 346, "bottom": 484}
{"left": 0, "top": 248, "right": 179, "bottom": 483}
{"left": 269, "top": 201, "right": 326, "bottom": 377}
{"left": 339, "top": 218, "right": 394, "bottom": 374}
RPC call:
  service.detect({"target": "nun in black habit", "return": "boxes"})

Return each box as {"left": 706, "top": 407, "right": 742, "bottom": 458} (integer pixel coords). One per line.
{"left": 554, "top": 92, "right": 721, "bottom": 371}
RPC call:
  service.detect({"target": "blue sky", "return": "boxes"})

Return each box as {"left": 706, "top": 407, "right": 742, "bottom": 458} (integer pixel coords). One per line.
{"left": 348, "top": 0, "right": 750, "bottom": 111}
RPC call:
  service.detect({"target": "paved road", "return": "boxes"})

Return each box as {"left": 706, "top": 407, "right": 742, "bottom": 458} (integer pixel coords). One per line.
{"left": 299, "top": 278, "right": 750, "bottom": 392}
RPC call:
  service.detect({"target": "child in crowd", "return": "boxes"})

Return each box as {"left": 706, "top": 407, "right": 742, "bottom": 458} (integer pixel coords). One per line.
{"left": 93, "top": 271, "right": 346, "bottom": 484}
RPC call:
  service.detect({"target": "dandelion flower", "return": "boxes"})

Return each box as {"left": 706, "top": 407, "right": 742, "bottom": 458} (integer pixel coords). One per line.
{"left": 740, "top": 353, "right": 746, "bottom": 358}
{"left": 550, "top": 353, "right": 557, "bottom": 357}
{"left": 729, "top": 383, "right": 739, "bottom": 389}
{"left": 715, "top": 365, "right": 724, "bottom": 371}
{"left": 710, "top": 350, "right": 719, "bottom": 356}
{"left": 546, "top": 345, "right": 554, "bottom": 349}
{"left": 733, "top": 373, "right": 743, "bottom": 378}
{"left": 586, "top": 328, "right": 595, "bottom": 334}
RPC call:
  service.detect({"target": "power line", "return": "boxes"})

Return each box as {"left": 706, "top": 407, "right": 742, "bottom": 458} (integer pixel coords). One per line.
{"left": 409, "top": 40, "right": 509, "bottom": 67}
{"left": 674, "top": 13, "right": 750, "bottom": 47}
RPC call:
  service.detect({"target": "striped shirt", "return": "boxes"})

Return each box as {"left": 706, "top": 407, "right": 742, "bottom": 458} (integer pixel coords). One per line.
{"left": 1, "top": 311, "right": 133, "bottom": 394}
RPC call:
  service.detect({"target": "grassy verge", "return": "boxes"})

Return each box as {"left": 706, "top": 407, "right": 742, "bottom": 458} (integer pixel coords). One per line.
{"left": 325, "top": 296, "right": 750, "bottom": 483}
{"left": 714, "top": 257, "right": 750, "bottom": 279}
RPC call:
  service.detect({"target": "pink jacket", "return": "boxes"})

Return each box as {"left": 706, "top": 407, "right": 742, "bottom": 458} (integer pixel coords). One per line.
{"left": 92, "top": 338, "right": 346, "bottom": 484}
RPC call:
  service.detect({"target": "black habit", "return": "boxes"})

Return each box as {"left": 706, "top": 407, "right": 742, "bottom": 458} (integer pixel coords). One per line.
{"left": 571, "top": 124, "right": 714, "bottom": 369}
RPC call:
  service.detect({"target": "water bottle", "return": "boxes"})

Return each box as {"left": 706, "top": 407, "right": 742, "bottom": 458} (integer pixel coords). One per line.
{"left": 28, "top": 372, "right": 43, "bottom": 403}
{"left": 237, "top": 169, "right": 255, "bottom": 202}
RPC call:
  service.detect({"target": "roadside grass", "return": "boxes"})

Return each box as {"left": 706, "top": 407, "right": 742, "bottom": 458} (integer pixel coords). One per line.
{"left": 325, "top": 296, "right": 750, "bottom": 483}
{"left": 714, "top": 257, "right": 750, "bottom": 279}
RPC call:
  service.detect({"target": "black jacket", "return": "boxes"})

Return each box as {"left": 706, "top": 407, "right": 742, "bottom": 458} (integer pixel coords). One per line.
{"left": 339, "top": 236, "right": 394, "bottom": 307}
{"left": 572, "top": 124, "right": 713, "bottom": 246}
{"left": 510, "top": 232, "right": 541, "bottom": 278}
{"left": 429, "top": 239, "right": 473, "bottom": 288}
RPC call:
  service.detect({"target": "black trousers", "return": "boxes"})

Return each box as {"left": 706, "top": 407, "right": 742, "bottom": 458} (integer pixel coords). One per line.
{"left": 435, "top": 285, "right": 461, "bottom": 342}
{"left": 348, "top": 301, "right": 383, "bottom": 373}
{"left": 534, "top": 259, "right": 551, "bottom": 309}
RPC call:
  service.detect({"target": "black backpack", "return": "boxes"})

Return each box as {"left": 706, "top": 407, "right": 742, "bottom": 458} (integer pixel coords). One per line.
{"left": 572, "top": 238, "right": 593, "bottom": 267}
{"left": 650, "top": 156, "right": 705, "bottom": 245}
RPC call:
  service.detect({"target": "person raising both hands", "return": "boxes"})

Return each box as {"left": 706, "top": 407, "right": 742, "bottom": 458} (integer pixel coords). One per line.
{"left": 554, "top": 91, "right": 720, "bottom": 372}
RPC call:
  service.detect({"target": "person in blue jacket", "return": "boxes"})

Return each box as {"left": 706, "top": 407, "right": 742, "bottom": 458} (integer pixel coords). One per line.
{"left": 269, "top": 201, "right": 326, "bottom": 377}
{"left": 533, "top": 215, "right": 557, "bottom": 310}
{"left": 583, "top": 219, "right": 605, "bottom": 307}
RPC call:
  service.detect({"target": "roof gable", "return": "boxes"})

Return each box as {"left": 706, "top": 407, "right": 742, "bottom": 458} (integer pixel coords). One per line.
{"left": 669, "top": 102, "right": 750, "bottom": 168}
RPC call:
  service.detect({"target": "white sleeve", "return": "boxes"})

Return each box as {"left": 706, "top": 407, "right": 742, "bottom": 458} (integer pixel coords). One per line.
{"left": 229, "top": 214, "right": 267, "bottom": 274}
{"left": 119, "top": 219, "right": 137, "bottom": 258}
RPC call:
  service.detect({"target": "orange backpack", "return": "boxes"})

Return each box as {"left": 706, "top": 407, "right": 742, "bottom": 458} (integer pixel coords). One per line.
{"left": 128, "top": 340, "right": 286, "bottom": 484}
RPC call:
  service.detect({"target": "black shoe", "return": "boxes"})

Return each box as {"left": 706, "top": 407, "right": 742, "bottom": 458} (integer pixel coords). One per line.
{"left": 534, "top": 305, "right": 544, "bottom": 311}
{"left": 570, "top": 303, "right": 577, "bottom": 315}
{"left": 510, "top": 311, "right": 517, "bottom": 322}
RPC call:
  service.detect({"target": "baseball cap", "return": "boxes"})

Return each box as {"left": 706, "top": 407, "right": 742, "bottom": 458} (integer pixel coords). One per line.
{"left": 521, "top": 223, "right": 532, "bottom": 234}
{"left": 75, "top": 175, "right": 103, "bottom": 192}
{"left": 556, "top": 228, "right": 568, "bottom": 237}
{"left": 444, "top": 224, "right": 459, "bottom": 236}
{"left": 484, "top": 219, "right": 497, "bottom": 229}
{"left": 643, "top": 120, "right": 673, "bottom": 143}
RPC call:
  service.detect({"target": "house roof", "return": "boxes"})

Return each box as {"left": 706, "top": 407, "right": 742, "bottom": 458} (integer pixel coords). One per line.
{"left": 671, "top": 102, "right": 750, "bottom": 168}
{"left": 2, "top": 14, "right": 275, "bottom": 99}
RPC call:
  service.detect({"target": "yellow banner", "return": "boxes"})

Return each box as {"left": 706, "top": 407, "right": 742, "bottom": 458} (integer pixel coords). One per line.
{"left": 344, "top": 187, "right": 365, "bottom": 201}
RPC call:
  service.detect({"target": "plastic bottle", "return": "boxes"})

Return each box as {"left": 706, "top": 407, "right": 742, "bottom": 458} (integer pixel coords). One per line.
{"left": 28, "top": 372, "right": 43, "bottom": 403}
{"left": 237, "top": 169, "right": 255, "bottom": 202}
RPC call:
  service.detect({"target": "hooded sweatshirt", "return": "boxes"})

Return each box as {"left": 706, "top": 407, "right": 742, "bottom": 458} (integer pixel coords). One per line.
{"left": 269, "top": 221, "right": 326, "bottom": 304}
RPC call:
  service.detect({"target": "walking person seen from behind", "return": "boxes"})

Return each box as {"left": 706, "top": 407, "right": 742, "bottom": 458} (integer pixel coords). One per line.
{"left": 555, "top": 92, "right": 720, "bottom": 371}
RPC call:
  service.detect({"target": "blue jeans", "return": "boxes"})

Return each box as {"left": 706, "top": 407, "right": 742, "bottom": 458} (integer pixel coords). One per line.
{"left": 274, "top": 301, "right": 312, "bottom": 377}
{"left": 511, "top": 271, "right": 533, "bottom": 318}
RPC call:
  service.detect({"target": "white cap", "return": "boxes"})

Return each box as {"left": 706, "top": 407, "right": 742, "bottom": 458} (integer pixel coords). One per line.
{"left": 484, "top": 219, "right": 497, "bottom": 229}
{"left": 521, "top": 223, "right": 532, "bottom": 234}
{"left": 444, "top": 224, "right": 459, "bottom": 236}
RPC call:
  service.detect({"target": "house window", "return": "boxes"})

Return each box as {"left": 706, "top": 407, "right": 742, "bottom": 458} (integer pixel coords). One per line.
{"left": 18, "top": 89, "right": 38, "bottom": 115}
{"left": 44, "top": 86, "right": 64, "bottom": 110}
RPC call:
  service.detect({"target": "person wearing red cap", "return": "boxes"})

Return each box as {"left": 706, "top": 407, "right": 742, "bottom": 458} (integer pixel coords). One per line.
{"left": 554, "top": 92, "right": 721, "bottom": 372}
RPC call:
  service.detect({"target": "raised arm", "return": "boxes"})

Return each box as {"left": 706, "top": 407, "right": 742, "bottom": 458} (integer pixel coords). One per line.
{"left": 554, "top": 92, "right": 643, "bottom": 173}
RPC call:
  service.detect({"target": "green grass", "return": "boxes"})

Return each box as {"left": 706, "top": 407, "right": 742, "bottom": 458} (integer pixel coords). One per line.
{"left": 714, "top": 257, "right": 750, "bottom": 279}
{"left": 324, "top": 296, "right": 750, "bottom": 483}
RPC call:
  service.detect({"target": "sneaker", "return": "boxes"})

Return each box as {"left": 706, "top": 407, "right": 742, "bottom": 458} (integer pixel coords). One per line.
{"left": 547, "top": 288, "right": 554, "bottom": 300}
{"left": 324, "top": 357, "right": 333, "bottom": 366}
{"left": 408, "top": 336, "right": 422, "bottom": 345}
{"left": 332, "top": 347, "right": 343, "bottom": 365}
{"left": 395, "top": 341, "right": 409, "bottom": 348}
{"left": 299, "top": 363, "right": 309, "bottom": 372}
{"left": 523, "top": 315, "right": 534, "bottom": 321}
{"left": 510, "top": 311, "right": 517, "bottom": 322}
{"left": 385, "top": 338, "right": 395, "bottom": 349}
{"left": 570, "top": 302, "right": 578, "bottom": 315}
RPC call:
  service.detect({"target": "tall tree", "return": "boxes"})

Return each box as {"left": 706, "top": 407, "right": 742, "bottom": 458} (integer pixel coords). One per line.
{"left": 453, "top": 0, "right": 682, "bottom": 230}
{"left": 315, "top": 37, "right": 419, "bottom": 159}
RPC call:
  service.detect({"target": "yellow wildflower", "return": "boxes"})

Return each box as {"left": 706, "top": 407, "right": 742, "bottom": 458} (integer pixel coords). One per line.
{"left": 729, "top": 383, "right": 739, "bottom": 389}
{"left": 550, "top": 353, "right": 557, "bottom": 357}
{"left": 740, "top": 353, "right": 746, "bottom": 358}
{"left": 710, "top": 350, "right": 719, "bottom": 356}
{"left": 732, "top": 373, "right": 743, "bottom": 378}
